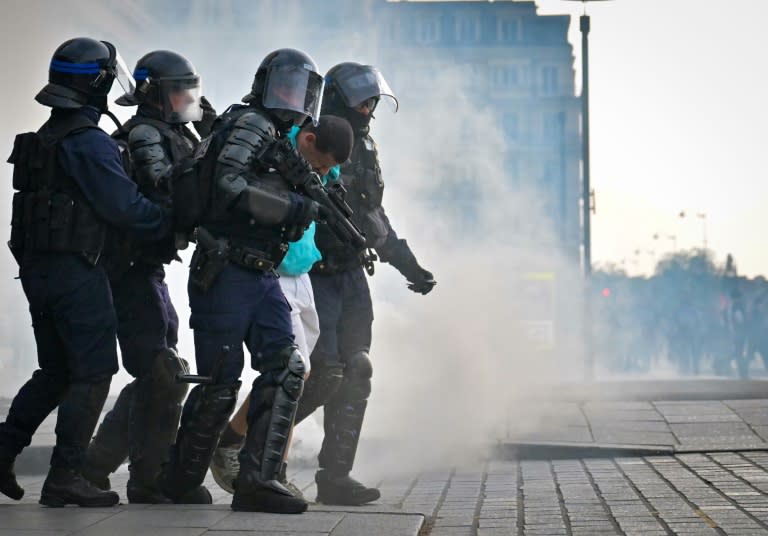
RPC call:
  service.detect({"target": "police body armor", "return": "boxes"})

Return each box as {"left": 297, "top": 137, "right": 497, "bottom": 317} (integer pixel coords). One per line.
{"left": 187, "top": 105, "right": 300, "bottom": 290}
{"left": 104, "top": 113, "right": 198, "bottom": 278}
{"left": 313, "top": 134, "right": 388, "bottom": 273}
{"left": 8, "top": 112, "right": 107, "bottom": 266}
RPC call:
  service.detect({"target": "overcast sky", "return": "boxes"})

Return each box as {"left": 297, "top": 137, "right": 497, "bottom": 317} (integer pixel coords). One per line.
{"left": 527, "top": 0, "right": 768, "bottom": 277}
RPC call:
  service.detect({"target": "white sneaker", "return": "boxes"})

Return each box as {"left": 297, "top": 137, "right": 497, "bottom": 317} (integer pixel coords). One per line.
{"left": 209, "top": 444, "right": 241, "bottom": 494}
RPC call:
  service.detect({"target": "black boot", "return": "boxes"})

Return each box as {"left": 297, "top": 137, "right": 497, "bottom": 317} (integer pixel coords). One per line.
{"left": 0, "top": 448, "right": 24, "bottom": 500}
{"left": 157, "top": 382, "right": 239, "bottom": 503}
{"left": 81, "top": 380, "right": 135, "bottom": 491}
{"left": 316, "top": 391, "right": 378, "bottom": 506}
{"left": 232, "top": 468, "right": 307, "bottom": 513}
{"left": 40, "top": 467, "right": 119, "bottom": 507}
{"left": 43, "top": 379, "right": 119, "bottom": 507}
{"left": 315, "top": 469, "right": 379, "bottom": 506}
{"left": 231, "top": 360, "right": 307, "bottom": 514}
{"left": 127, "top": 350, "right": 189, "bottom": 504}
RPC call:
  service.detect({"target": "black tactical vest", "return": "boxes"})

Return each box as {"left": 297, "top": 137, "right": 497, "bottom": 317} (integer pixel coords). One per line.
{"left": 104, "top": 114, "right": 198, "bottom": 276}
{"left": 198, "top": 104, "right": 291, "bottom": 261}
{"left": 314, "top": 134, "right": 389, "bottom": 269}
{"left": 8, "top": 113, "right": 106, "bottom": 265}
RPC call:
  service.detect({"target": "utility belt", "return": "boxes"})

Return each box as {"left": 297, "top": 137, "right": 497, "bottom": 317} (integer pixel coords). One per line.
{"left": 312, "top": 249, "right": 378, "bottom": 276}
{"left": 9, "top": 190, "right": 105, "bottom": 266}
{"left": 189, "top": 226, "right": 283, "bottom": 292}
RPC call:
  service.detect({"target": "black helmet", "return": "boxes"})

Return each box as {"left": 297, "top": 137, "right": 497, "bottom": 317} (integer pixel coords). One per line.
{"left": 116, "top": 50, "right": 202, "bottom": 124}
{"left": 242, "top": 48, "right": 323, "bottom": 128}
{"left": 322, "top": 63, "right": 397, "bottom": 132}
{"left": 36, "top": 37, "right": 135, "bottom": 110}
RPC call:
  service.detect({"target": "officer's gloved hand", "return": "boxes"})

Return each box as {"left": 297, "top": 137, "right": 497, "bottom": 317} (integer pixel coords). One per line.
{"left": 406, "top": 267, "right": 436, "bottom": 295}
{"left": 290, "top": 197, "right": 322, "bottom": 230}
{"left": 193, "top": 96, "right": 217, "bottom": 138}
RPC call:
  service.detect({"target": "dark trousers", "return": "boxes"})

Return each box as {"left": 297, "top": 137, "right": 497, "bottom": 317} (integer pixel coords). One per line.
{"left": 85, "top": 263, "right": 180, "bottom": 474}
{"left": 188, "top": 263, "right": 294, "bottom": 383}
{"left": 112, "top": 263, "right": 178, "bottom": 377}
{"left": 309, "top": 267, "right": 373, "bottom": 370}
{"left": 0, "top": 254, "right": 118, "bottom": 469}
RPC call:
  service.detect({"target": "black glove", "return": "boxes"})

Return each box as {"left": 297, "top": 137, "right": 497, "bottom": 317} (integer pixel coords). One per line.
{"left": 406, "top": 267, "right": 436, "bottom": 295}
{"left": 193, "top": 96, "right": 217, "bottom": 137}
{"left": 289, "top": 197, "right": 322, "bottom": 230}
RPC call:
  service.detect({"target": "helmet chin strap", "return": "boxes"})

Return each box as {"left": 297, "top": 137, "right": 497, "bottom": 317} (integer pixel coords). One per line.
{"left": 103, "top": 108, "right": 126, "bottom": 134}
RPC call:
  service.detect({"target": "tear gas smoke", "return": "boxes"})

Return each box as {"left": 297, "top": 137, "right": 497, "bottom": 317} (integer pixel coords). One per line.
{"left": 0, "top": 0, "right": 586, "bottom": 477}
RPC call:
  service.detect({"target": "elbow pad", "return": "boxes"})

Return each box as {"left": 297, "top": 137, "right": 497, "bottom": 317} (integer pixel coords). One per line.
{"left": 217, "top": 172, "right": 295, "bottom": 226}
{"left": 128, "top": 124, "right": 172, "bottom": 187}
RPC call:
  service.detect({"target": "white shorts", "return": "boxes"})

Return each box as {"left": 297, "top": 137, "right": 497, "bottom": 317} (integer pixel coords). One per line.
{"left": 279, "top": 273, "right": 320, "bottom": 374}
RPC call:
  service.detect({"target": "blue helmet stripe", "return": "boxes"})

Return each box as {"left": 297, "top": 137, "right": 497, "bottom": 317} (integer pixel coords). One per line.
{"left": 50, "top": 59, "right": 101, "bottom": 74}
{"left": 133, "top": 68, "right": 149, "bottom": 81}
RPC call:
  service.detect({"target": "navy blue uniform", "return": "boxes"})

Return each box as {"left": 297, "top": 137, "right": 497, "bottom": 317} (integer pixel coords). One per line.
{"left": 0, "top": 107, "right": 170, "bottom": 472}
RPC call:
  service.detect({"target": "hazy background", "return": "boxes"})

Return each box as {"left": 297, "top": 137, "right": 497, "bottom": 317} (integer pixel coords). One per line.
{"left": 0, "top": 0, "right": 765, "bottom": 472}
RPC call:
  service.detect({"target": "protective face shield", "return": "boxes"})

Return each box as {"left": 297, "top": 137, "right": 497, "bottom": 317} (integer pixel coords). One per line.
{"left": 157, "top": 77, "right": 202, "bottom": 123}
{"left": 263, "top": 64, "right": 324, "bottom": 126}
{"left": 93, "top": 42, "right": 135, "bottom": 97}
{"left": 333, "top": 66, "right": 398, "bottom": 113}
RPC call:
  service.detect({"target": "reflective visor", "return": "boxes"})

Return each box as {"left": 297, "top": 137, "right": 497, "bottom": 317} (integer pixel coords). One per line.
{"left": 263, "top": 65, "right": 323, "bottom": 124}
{"left": 159, "top": 77, "right": 202, "bottom": 123}
{"left": 334, "top": 66, "right": 398, "bottom": 112}
{"left": 113, "top": 51, "right": 136, "bottom": 95}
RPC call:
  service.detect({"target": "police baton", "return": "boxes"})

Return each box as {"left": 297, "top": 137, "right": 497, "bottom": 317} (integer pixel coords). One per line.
{"left": 176, "top": 345, "right": 230, "bottom": 385}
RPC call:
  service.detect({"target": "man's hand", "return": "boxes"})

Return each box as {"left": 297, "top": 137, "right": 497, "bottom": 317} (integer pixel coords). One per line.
{"left": 193, "top": 96, "right": 217, "bottom": 137}
{"left": 407, "top": 268, "right": 436, "bottom": 295}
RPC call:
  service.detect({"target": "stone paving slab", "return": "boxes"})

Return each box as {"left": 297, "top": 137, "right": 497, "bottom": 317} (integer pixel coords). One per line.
{"left": 6, "top": 451, "right": 766, "bottom": 535}
{"left": 505, "top": 399, "right": 768, "bottom": 455}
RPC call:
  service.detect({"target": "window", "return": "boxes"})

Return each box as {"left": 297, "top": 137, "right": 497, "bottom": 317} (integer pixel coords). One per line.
{"left": 542, "top": 112, "right": 565, "bottom": 141}
{"left": 499, "top": 18, "right": 520, "bottom": 43}
{"left": 541, "top": 67, "right": 559, "bottom": 95}
{"left": 491, "top": 66, "right": 519, "bottom": 89}
{"left": 417, "top": 19, "right": 440, "bottom": 44}
{"left": 503, "top": 112, "right": 519, "bottom": 141}
{"left": 457, "top": 17, "right": 479, "bottom": 42}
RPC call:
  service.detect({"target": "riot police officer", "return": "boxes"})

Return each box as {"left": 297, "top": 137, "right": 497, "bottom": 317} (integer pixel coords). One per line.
{"left": 299, "top": 63, "right": 436, "bottom": 505}
{"left": 0, "top": 37, "right": 172, "bottom": 507}
{"left": 80, "top": 50, "right": 215, "bottom": 504}
{"left": 157, "top": 48, "right": 327, "bottom": 514}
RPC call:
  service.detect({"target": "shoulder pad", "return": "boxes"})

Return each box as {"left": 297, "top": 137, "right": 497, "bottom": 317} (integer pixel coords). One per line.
{"left": 217, "top": 111, "right": 277, "bottom": 170}
{"left": 128, "top": 123, "right": 163, "bottom": 148}
{"left": 128, "top": 124, "right": 170, "bottom": 186}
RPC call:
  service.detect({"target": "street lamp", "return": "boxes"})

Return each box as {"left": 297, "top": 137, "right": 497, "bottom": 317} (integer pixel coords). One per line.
{"left": 563, "top": 0, "right": 612, "bottom": 277}
{"left": 563, "top": 0, "right": 612, "bottom": 381}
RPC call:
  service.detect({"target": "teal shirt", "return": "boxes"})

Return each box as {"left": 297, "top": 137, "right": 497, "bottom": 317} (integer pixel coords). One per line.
{"left": 278, "top": 126, "right": 340, "bottom": 276}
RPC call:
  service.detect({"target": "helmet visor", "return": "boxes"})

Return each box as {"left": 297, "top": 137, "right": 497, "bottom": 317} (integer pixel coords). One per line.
{"left": 263, "top": 64, "right": 324, "bottom": 124}
{"left": 113, "top": 51, "right": 136, "bottom": 96}
{"left": 334, "top": 66, "right": 398, "bottom": 113}
{"left": 158, "top": 76, "right": 202, "bottom": 123}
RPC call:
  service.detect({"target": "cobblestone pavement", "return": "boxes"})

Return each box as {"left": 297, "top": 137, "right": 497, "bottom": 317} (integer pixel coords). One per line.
{"left": 6, "top": 452, "right": 768, "bottom": 535}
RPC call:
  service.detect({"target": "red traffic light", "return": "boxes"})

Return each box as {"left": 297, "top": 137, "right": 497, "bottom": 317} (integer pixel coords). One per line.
{"left": 601, "top": 287, "right": 611, "bottom": 298}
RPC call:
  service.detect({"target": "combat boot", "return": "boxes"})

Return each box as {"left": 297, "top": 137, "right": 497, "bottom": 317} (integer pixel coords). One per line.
{"left": 0, "top": 448, "right": 24, "bottom": 500}
{"left": 81, "top": 380, "right": 137, "bottom": 490}
{"left": 315, "top": 469, "right": 380, "bottom": 506}
{"left": 231, "top": 468, "right": 307, "bottom": 513}
{"left": 126, "top": 479, "right": 172, "bottom": 504}
{"left": 39, "top": 468, "right": 119, "bottom": 507}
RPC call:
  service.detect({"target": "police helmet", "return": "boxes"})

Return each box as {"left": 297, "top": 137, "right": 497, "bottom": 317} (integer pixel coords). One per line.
{"left": 242, "top": 48, "right": 323, "bottom": 127}
{"left": 323, "top": 62, "right": 398, "bottom": 115}
{"left": 116, "top": 50, "right": 202, "bottom": 124}
{"left": 36, "top": 37, "right": 135, "bottom": 110}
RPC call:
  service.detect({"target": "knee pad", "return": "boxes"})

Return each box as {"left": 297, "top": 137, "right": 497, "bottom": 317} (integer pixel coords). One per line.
{"left": 145, "top": 348, "right": 190, "bottom": 400}
{"left": 338, "top": 350, "right": 372, "bottom": 400}
{"left": 304, "top": 362, "right": 344, "bottom": 404}
{"left": 258, "top": 345, "right": 306, "bottom": 400}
